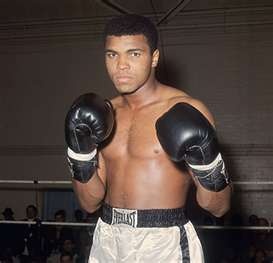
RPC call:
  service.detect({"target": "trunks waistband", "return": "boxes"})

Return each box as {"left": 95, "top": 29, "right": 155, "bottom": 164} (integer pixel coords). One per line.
{"left": 101, "top": 203, "right": 188, "bottom": 228}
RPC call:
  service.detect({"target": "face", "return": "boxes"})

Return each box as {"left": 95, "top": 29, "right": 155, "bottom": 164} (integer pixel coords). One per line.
{"left": 60, "top": 255, "right": 73, "bottom": 263}
{"left": 55, "top": 214, "right": 65, "bottom": 222}
{"left": 63, "top": 239, "right": 74, "bottom": 252}
{"left": 26, "top": 207, "right": 37, "bottom": 219}
{"left": 105, "top": 34, "right": 159, "bottom": 94}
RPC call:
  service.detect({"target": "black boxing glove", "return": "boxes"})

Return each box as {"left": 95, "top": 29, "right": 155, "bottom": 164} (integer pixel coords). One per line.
{"left": 155, "top": 103, "right": 230, "bottom": 192}
{"left": 65, "top": 93, "right": 114, "bottom": 183}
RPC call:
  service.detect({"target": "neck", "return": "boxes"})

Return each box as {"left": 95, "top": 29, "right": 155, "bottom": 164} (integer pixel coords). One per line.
{"left": 121, "top": 78, "right": 161, "bottom": 110}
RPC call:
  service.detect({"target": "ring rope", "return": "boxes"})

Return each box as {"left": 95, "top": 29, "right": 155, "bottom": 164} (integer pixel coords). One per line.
{"left": 0, "top": 220, "right": 96, "bottom": 227}
{"left": 0, "top": 180, "right": 273, "bottom": 185}
{"left": 0, "top": 180, "right": 71, "bottom": 184}
{"left": 0, "top": 220, "right": 272, "bottom": 230}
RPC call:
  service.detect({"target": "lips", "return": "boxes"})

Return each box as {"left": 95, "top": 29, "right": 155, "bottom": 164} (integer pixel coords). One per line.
{"left": 115, "top": 75, "right": 132, "bottom": 83}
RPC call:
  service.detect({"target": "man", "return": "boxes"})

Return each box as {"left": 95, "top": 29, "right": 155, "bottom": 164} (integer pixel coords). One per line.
{"left": 44, "top": 209, "right": 73, "bottom": 257}
{"left": 65, "top": 14, "right": 231, "bottom": 262}
{"left": 60, "top": 252, "right": 74, "bottom": 263}
{"left": 0, "top": 208, "right": 22, "bottom": 261}
{"left": 19, "top": 205, "right": 43, "bottom": 262}
{"left": 47, "top": 239, "right": 78, "bottom": 263}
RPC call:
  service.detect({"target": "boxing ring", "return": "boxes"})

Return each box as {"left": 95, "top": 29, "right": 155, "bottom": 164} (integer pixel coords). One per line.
{"left": 1, "top": 179, "right": 272, "bottom": 262}
{"left": 0, "top": 178, "right": 272, "bottom": 228}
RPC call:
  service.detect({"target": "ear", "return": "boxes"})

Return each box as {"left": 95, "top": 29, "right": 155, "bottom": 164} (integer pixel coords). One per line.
{"left": 151, "top": 49, "right": 159, "bottom": 68}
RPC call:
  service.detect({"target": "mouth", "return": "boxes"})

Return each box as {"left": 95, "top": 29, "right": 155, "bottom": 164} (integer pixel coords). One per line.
{"left": 115, "top": 75, "right": 132, "bottom": 84}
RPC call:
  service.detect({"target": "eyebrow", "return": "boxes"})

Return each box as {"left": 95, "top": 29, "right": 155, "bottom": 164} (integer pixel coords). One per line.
{"left": 127, "top": 48, "right": 144, "bottom": 52}
{"left": 105, "top": 49, "right": 116, "bottom": 53}
{"left": 105, "top": 48, "right": 144, "bottom": 53}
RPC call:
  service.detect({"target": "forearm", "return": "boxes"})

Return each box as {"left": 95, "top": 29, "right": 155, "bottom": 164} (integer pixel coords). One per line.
{"left": 72, "top": 173, "right": 106, "bottom": 213}
{"left": 156, "top": 101, "right": 232, "bottom": 216}
{"left": 196, "top": 181, "right": 232, "bottom": 217}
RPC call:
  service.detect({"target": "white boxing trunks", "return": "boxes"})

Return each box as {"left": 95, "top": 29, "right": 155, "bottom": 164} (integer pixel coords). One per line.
{"left": 89, "top": 203, "right": 204, "bottom": 263}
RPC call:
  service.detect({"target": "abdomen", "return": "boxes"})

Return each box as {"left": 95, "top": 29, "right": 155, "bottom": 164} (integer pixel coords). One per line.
{"left": 104, "top": 155, "right": 192, "bottom": 209}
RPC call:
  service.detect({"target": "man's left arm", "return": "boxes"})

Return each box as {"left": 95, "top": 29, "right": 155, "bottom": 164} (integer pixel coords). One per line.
{"left": 156, "top": 99, "right": 232, "bottom": 218}
{"left": 188, "top": 99, "right": 232, "bottom": 217}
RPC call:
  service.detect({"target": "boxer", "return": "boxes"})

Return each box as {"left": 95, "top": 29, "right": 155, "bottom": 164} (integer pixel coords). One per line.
{"left": 65, "top": 14, "right": 231, "bottom": 262}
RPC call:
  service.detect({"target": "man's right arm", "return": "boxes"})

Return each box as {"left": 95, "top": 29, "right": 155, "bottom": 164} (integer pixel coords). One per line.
{"left": 65, "top": 93, "right": 114, "bottom": 213}
{"left": 72, "top": 152, "right": 107, "bottom": 213}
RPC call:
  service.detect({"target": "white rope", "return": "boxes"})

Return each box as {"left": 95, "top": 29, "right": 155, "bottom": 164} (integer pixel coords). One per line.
{"left": 196, "top": 225, "right": 273, "bottom": 230}
{"left": 43, "top": 221, "right": 96, "bottom": 227}
{"left": 0, "top": 180, "right": 71, "bottom": 184}
{"left": 0, "top": 220, "right": 96, "bottom": 227}
{"left": 0, "top": 220, "right": 272, "bottom": 230}
{"left": 0, "top": 180, "right": 273, "bottom": 185}
{"left": 0, "top": 220, "right": 36, "bottom": 225}
{"left": 234, "top": 181, "right": 273, "bottom": 185}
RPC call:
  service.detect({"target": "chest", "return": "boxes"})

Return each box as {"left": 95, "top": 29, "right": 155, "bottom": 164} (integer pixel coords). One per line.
{"left": 103, "top": 106, "right": 165, "bottom": 159}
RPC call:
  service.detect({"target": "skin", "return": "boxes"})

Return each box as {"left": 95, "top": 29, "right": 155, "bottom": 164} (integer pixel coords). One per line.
{"left": 60, "top": 255, "right": 73, "bottom": 263}
{"left": 73, "top": 34, "right": 231, "bottom": 217}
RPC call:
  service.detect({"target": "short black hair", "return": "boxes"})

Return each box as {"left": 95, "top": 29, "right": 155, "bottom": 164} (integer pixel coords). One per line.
{"left": 26, "top": 205, "right": 37, "bottom": 213}
{"left": 55, "top": 209, "right": 66, "bottom": 218}
{"left": 104, "top": 14, "right": 158, "bottom": 52}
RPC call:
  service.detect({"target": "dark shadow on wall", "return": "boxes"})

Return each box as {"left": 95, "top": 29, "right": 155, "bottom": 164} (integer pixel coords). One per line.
{"left": 221, "top": 143, "right": 243, "bottom": 218}
{"left": 154, "top": 44, "right": 253, "bottom": 262}
{"left": 155, "top": 56, "right": 189, "bottom": 91}
{"left": 156, "top": 53, "right": 243, "bottom": 224}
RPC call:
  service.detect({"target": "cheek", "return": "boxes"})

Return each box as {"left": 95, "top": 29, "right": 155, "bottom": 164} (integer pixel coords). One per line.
{"left": 137, "top": 61, "right": 152, "bottom": 78}
{"left": 105, "top": 61, "right": 115, "bottom": 77}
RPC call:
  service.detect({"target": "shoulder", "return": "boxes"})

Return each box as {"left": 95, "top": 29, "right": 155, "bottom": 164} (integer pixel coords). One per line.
{"left": 186, "top": 98, "right": 215, "bottom": 126}
{"left": 164, "top": 90, "right": 215, "bottom": 127}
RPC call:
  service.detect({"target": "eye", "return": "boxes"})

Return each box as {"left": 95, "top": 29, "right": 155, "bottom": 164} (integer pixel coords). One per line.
{"left": 130, "top": 52, "right": 141, "bottom": 57}
{"left": 106, "top": 52, "right": 117, "bottom": 59}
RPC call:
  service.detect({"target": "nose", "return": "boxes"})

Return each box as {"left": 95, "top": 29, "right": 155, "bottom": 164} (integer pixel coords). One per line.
{"left": 117, "top": 56, "right": 129, "bottom": 70}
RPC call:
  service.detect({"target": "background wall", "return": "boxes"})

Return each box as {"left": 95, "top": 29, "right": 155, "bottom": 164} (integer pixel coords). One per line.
{"left": 0, "top": 1, "right": 273, "bottom": 223}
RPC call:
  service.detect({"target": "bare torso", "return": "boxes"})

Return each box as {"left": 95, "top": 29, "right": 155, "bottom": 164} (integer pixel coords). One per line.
{"left": 101, "top": 85, "right": 194, "bottom": 209}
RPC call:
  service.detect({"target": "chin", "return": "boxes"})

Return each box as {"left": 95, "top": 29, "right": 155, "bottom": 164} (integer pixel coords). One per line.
{"left": 116, "top": 85, "right": 138, "bottom": 95}
{"left": 121, "top": 89, "right": 139, "bottom": 95}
